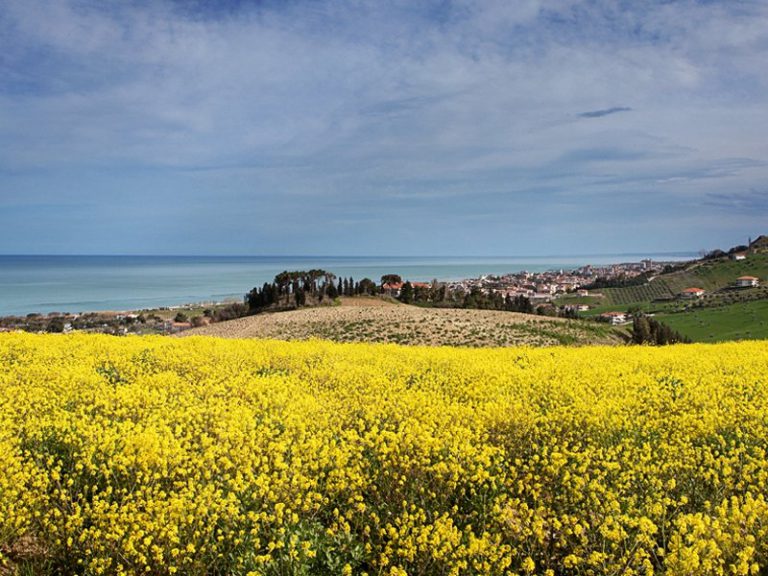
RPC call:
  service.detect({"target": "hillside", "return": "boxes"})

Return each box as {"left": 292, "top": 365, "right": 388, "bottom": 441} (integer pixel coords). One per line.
{"left": 593, "top": 252, "right": 768, "bottom": 308}
{"left": 656, "top": 300, "right": 768, "bottom": 343}
{"left": 181, "top": 297, "right": 624, "bottom": 347}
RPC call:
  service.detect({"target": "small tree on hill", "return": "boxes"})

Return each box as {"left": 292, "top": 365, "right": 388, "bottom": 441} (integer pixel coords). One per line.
{"left": 399, "top": 282, "right": 414, "bottom": 304}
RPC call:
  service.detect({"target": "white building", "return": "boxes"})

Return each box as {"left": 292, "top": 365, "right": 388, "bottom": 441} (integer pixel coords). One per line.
{"left": 680, "top": 287, "right": 705, "bottom": 299}
{"left": 600, "top": 311, "right": 627, "bottom": 325}
{"left": 735, "top": 276, "right": 759, "bottom": 288}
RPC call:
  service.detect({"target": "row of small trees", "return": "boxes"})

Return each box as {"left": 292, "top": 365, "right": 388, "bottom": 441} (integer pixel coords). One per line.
{"left": 396, "top": 282, "right": 536, "bottom": 314}
{"left": 246, "top": 270, "right": 379, "bottom": 313}
{"left": 245, "top": 271, "right": 539, "bottom": 316}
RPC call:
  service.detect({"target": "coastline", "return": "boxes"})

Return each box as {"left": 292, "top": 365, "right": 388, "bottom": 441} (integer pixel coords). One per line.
{"left": 0, "top": 253, "right": 696, "bottom": 317}
{"left": 0, "top": 255, "right": 689, "bottom": 336}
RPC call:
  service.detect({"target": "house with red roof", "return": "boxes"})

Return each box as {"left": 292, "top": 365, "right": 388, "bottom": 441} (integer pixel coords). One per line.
{"left": 381, "top": 282, "right": 404, "bottom": 297}
{"left": 735, "top": 276, "right": 760, "bottom": 288}
{"left": 599, "top": 311, "right": 627, "bottom": 325}
{"left": 381, "top": 281, "right": 432, "bottom": 298}
{"left": 680, "top": 287, "right": 705, "bottom": 299}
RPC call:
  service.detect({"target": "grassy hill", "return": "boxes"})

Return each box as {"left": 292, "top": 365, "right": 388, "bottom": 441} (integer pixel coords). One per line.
{"left": 556, "top": 251, "right": 768, "bottom": 343}
{"left": 599, "top": 252, "right": 768, "bottom": 307}
{"left": 182, "top": 297, "right": 626, "bottom": 347}
{"left": 655, "top": 300, "right": 768, "bottom": 343}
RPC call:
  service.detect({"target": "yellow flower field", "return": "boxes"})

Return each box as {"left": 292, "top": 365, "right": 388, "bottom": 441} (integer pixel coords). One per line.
{"left": 0, "top": 333, "right": 767, "bottom": 575}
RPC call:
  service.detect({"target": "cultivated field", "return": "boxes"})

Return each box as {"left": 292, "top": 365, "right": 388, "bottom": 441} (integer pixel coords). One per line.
{"left": 181, "top": 298, "right": 623, "bottom": 347}
{"left": 2, "top": 334, "right": 768, "bottom": 575}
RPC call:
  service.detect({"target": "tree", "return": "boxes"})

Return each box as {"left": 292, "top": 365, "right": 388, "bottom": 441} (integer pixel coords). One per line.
{"left": 632, "top": 316, "right": 652, "bottom": 344}
{"left": 173, "top": 312, "right": 188, "bottom": 323}
{"left": 381, "top": 274, "right": 402, "bottom": 286}
{"left": 399, "top": 281, "right": 414, "bottom": 304}
{"left": 47, "top": 317, "right": 65, "bottom": 333}
{"left": 358, "top": 278, "right": 377, "bottom": 295}
{"left": 191, "top": 316, "right": 206, "bottom": 327}
{"left": 294, "top": 287, "right": 306, "bottom": 307}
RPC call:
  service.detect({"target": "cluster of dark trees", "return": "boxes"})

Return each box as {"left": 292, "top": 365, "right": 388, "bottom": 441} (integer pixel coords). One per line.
{"left": 631, "top": 315, "right": 691, "bottom": 345}
{"left": 246, "top": 270, "right": 378, "bottom": 313}
{"left": 702, "top": 244, "right": 749, "bottom": 261}
{"left": 459, "top": 287, "right": 534, "bottom": 313}
{"left": 398, "top": 282, "right": 535, "bottom": 314}
{"left": 245, "top": 271, "right": 540, "bottom": 318}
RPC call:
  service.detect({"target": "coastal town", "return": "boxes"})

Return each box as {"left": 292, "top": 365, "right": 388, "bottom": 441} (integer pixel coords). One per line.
{"left": 0, "top": 258, "right": 660, "bottom": 333}
{"left": 444, "top": 259, "right": 664, "bottom": 303}
{"left": 1, "top": 236, "right": 766, "bottom": 337}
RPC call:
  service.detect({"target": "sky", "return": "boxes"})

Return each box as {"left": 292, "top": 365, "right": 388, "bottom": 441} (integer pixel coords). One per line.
{"left": 1, "top": 0, "right": 767, "bottom": 256}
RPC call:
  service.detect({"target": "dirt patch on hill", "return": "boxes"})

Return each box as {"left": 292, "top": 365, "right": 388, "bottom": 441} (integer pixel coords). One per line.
{"left": 179, "top": 300, "right": 623, "bottom": 347}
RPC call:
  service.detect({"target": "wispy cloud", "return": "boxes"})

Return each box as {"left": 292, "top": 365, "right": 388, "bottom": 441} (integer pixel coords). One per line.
{"left": 704, "top": 189, "right": 768, "bottom": 214}
{"left": 578, "top": 106, "right": 632, "bottom": 119}
{"left": 0, "top": 0, "right": 767, "bottom": 255}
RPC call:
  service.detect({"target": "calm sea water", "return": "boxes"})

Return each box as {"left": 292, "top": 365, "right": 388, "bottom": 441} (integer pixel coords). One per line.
{"left": 0, "top": 254, "right": 695, "bottom": 316}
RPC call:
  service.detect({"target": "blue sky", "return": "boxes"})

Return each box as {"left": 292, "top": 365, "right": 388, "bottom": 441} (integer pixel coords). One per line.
{"left": 1, "top": 0, "right": 766, "bottom": 256}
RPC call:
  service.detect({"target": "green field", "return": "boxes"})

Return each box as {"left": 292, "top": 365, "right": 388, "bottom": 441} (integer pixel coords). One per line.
{"left": 655, "top": 300, "right": 768, "bottom": 342}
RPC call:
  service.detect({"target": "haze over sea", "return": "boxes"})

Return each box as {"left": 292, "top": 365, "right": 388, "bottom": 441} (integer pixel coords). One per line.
{"left": 0, "top": 254, "right": 696, "bottom": 316}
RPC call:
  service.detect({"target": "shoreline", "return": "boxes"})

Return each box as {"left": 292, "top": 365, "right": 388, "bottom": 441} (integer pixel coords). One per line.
{"left": 0, "top": 256, "right": 690, "bottom": 321}
{"left": 0, "top": 254, "right": 695, "bottom": 318}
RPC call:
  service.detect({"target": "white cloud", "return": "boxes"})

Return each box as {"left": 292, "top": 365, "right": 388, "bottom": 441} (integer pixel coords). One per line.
{"left": 1, "top": 0, "right": 767, "bottom": 253}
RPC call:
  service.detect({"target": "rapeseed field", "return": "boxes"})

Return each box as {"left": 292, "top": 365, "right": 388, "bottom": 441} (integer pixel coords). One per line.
{"left": 0, "top": 333, "right": 767, "bottom": 575}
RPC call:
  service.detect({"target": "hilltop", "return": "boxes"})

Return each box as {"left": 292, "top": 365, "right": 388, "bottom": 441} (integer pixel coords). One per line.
{"left": 181, "top": 297, "right": 624, "bottom": 347}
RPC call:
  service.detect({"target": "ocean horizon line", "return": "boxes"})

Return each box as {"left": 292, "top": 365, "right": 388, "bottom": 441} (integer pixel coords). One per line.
{"left": 0, "top": 251, "right": 699, "bottom": 260}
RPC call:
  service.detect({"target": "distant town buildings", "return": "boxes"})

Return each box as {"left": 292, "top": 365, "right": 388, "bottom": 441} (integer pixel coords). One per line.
{"left": 445, "top": 259, "right": 674, "bottom": 304}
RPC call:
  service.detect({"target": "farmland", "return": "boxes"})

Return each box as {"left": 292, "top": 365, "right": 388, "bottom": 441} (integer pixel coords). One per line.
{"left": 1, "top": 333, "right": 768, "bottom": 574}
{"left": 599, "top": 252, "right": 768, "bottom": 307}
{"left": 183, "top": 297, "right": 623, "bottom": 347}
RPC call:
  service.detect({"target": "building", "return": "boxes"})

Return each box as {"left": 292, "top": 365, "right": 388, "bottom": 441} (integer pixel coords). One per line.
{"left": 735, "top": 276, "right": 759, "bottom": 288}
{"left": 381, "top": 282, "right": 403, "bottom": 297}
{"left": 600, "top": 311, "right": 627, "bottom": 325}
{"left": 730, "top": 252, "right": 747, "bottom": 261}
{"left": 680, "top": 287, "right": 705, "bottom": 299}
{"left": 564, "top": 304, "right": 590, "bottom": 313}
{"left": 381, "top": 281, "right": 431, "bottom": 298}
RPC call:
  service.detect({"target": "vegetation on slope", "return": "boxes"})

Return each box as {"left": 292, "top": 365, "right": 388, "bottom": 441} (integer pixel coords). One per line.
{"left": 656, "top": 300, "right": 768, "bottom": 342}
{"left": 599, "top": 252, "right": 768, "bottom": 306}
{"left": 183, "top": 299, "right": 623, "bottom": 347}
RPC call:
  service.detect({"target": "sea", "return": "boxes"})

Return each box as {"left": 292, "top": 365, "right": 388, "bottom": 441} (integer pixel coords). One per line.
{"left": 0, "top": 254, "right": 696, "bottom": 316}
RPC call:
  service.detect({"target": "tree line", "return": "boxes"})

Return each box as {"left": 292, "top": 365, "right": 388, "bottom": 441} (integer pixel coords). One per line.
{"left": 246, "top": 270, "right": 379, "bottom": 313}
{"left": 244, "top": 271, "right": 539, "bottom": 316}
{"left": 631, "top": 314, "right": 691, "bottom": 345}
